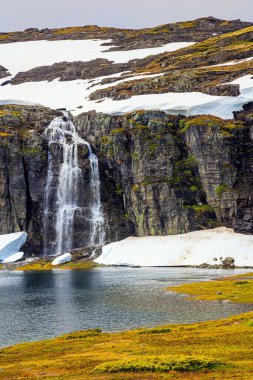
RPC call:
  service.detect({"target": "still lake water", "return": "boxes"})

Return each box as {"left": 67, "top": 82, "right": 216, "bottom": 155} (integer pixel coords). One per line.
{"left": 0, "top": 267, "right": 252, "bottom": 347}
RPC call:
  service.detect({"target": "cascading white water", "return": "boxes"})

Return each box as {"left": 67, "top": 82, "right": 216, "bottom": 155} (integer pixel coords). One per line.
{"left": 43, "top": 115, "right": 105, "bottom": 255}
{"left": 89, "top": 151, "right": 106, "bottom": 246}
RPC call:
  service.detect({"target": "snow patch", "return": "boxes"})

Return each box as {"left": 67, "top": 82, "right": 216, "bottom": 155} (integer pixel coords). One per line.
{"left": 3, "top": 252, "right": 24, "bottom": 263}
{"left": 95, "top": 228, "right": 253, "bottom": 267}
{"left": 52, "top": 252, "right": 72, "bottom": 266}
{"left": 0, "top": 40, "right": 194, "bottom": 76}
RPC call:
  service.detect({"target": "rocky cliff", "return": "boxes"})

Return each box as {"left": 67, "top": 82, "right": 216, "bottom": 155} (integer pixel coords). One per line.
{"left": 0, "top": 105, "right": 253, "bottom": 254}
{"left": 75, "top": 106, "right": 253, "bottom": 237}
{"left": 0, "top": 104, "right": 253, "bottom": 255}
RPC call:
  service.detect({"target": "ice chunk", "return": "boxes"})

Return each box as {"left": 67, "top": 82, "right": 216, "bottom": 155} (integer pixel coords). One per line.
{"left": 0, "top": 232, "right": 27, "bottom": 262}
{"left": 52, "top": 253, "right": 72, "bottom": 266}
{"left": 95, "top": 228, "right": 253, "bottom": 267}
{"left": 3, "top": 252, "right": 24, "bottom": 263}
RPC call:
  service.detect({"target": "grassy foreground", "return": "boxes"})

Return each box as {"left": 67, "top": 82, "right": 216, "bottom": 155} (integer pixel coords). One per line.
{"left": 169, "top": 272, "right": 253, "bottom": 303}
{"left": 0, "top": 312, "right": 252, "bottom": 379}
{"left": 0, "top": 274, "right": 252, "bottom": 379}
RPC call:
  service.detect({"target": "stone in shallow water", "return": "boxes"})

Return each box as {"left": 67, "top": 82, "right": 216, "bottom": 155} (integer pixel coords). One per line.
{"left": 52, "top": 253, "right": 72, "bottom": 266}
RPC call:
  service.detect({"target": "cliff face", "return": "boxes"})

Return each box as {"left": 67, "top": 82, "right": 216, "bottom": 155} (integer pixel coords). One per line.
{"left": 0, "top": 104, "right": 253, "bottom": 255}
{"left": 75, "top": 107, "right": 253, "bottom": 237}
{"left": 0, "top": 105, "right": 134, "bottom": 255}
{"left": 0, "top": 106, "right": 61, "bottom": 254}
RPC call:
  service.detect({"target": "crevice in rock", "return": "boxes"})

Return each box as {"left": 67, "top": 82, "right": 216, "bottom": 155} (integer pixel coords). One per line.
{"left": 22, "top": 158, "right": 33, "bottom": 231}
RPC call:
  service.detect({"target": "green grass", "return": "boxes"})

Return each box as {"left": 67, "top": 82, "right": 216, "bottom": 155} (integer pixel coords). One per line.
{"left": 93, "top": 357, "right": 224, "bottom": 374}
{"left": 169, "top": 272, "right": 253, "bottom": 303}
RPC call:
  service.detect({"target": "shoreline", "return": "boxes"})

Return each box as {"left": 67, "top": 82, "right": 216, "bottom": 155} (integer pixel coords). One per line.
{"left": 1, "top": 257, "right": 253, "bottom": 271}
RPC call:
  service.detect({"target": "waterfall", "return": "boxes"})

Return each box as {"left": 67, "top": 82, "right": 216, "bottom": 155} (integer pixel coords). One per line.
{"left": 43, "top": 115, "right": 105, "bottom": 256}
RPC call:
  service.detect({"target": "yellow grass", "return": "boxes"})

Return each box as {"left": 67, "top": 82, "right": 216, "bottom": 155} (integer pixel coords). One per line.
{"left": 169, "top": 272, "right": 253, "bottom": 303}
{"left": 15, "top": 259, "right": 99, "bottom": 271}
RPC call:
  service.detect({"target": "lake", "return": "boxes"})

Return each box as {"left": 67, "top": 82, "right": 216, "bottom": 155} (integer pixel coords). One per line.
{"left": 0, "top": 267, "right": 252, "bottom": 347}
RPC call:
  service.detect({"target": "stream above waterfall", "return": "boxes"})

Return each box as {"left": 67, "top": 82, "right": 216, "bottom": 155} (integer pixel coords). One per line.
{"left": 0, "top": 267, "right": 252, "bottom": 348}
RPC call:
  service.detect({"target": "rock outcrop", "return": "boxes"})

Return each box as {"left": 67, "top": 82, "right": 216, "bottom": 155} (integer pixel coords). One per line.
{"left": 1, "top": 17, "right": 251, "bottom": 50}
{"left": 75, "top": 108, "right": 253, "bottom": 237}
{"left": 0, "top": 65, "right": 9, "bottom": 79}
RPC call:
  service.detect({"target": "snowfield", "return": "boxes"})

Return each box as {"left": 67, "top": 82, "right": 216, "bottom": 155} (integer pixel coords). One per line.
{"left": 0, "top": 232, "right": 27, "bottom": 262}
{"left": 0, "top": 73, "right": 252, "bottom": 118}
{"left": 0, "top": 39, "right": 252, "bottom": 118}
{"left": 95, "top": 228, "right": 253, "bottom": 267}
{"left": 0, "top": 39, "right": 194, "bottom": 76}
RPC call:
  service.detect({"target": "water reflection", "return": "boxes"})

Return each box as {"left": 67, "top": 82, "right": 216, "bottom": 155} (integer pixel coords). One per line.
{"left": 0, "top": 267, "right": 252, "bottom": 347}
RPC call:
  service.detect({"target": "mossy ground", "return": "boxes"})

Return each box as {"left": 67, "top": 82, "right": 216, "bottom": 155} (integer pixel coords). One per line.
{"left": 0, "top": 312, "right": 252, "bottom": 379}
{"left": 14, "top": 259, "right": 99, "bottom": 271}
{"left": 0, "top": 273, "right": 252, "bottom": 379}
{"left": 169, "top": 272, "right": 253, "bottom": 303}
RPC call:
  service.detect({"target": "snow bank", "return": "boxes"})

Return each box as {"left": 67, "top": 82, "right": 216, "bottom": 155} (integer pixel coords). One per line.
{"left": 0, "top": 232, "right": 27, "bottom": 262}
{"left": 95, "top": 228, "right": 253, "bottom": 267}
{"left": 52, "top": 253, "right": 72, "bottom": 266}
{"left": 0, "top": 37, "right": 252, "bottom": 118}
{"left": 0, "top": 40, "right": 194, "bottom": 76}
{"left": 1, "top": 72, "right": 252, "bottom": 118}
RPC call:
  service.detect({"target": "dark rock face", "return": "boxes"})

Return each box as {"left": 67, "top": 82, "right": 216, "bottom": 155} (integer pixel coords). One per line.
{"left": 0, "top": 105, "right": 133, "bottom": 255}
{"left": 0, "top": 105, "right": 61, "bottom": 254}
{"left": 75, "top": 109, "right": 253, "bottom": 237}
{"left": 1, "top": 105, "right": 253, "bottom": 256}
{"left": 11, "top": 59, "right": 133, "bottom": 85}
{"left": 205, "top": 84, "right": 240, "bottom": 97}
{"left": 0, "top": 65, "right": 9, "bottom": 79}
